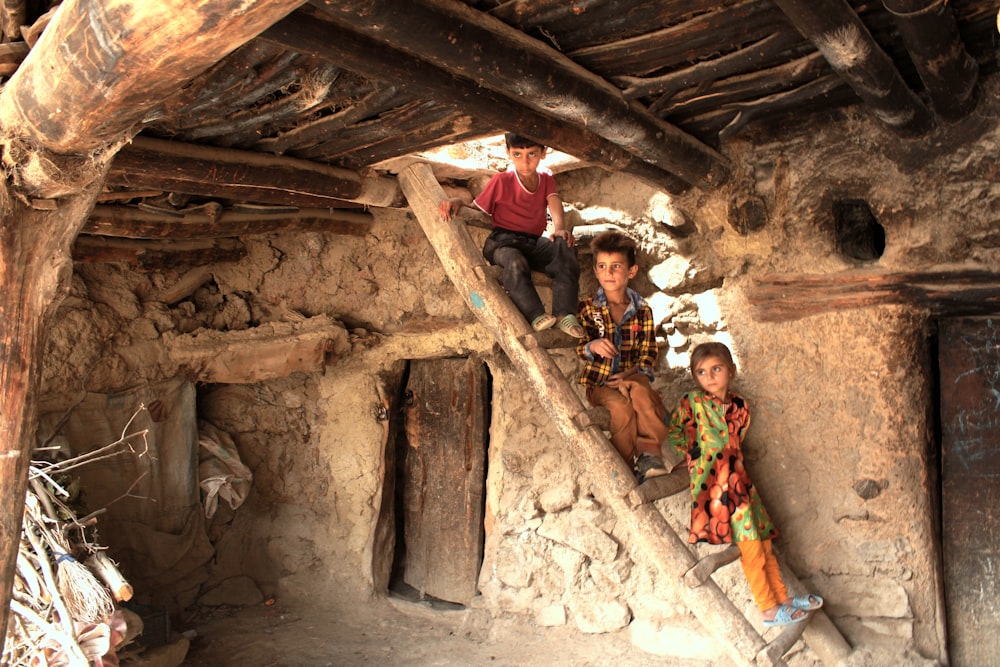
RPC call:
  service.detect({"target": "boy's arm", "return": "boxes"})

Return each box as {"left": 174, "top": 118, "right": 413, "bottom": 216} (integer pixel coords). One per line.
{"left": 546, "top": 193, "right": 574, "bottom": 246}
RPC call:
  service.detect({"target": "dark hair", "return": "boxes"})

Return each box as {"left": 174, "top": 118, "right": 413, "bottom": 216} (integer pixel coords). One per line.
{"left": 689, "top": 342, "right": 736, "bottom": 377}
{"left": 591, "top": 230, "right": 637, "bottom": 267}
{"left": 505, "top": 132, "right": 545, "bottom": 150}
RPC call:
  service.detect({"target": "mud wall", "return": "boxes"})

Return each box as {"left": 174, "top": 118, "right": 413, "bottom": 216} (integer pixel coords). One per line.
{"left": 37, "top": 80, "right": 1000, "bottom": 665}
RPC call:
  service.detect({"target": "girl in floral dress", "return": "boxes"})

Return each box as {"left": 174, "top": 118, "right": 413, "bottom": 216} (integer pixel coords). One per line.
{"left": 666, "top": 342, "right": 823, "bottom": 627}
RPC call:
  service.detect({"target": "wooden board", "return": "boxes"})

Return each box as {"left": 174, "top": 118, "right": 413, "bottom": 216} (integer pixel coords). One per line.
{"left": 402, "top": 357, "right": 488, "bottom": 604}
{"left": 939, "top": 317, "right": 1000, "bottom": 666}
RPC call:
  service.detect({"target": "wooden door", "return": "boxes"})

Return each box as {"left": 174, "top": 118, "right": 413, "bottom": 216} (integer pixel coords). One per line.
{"left": 939, "top": 317, "right": 1000, "bottom": 666}
{"left": 402, "top": 357, "right": 488, "bottom": 604}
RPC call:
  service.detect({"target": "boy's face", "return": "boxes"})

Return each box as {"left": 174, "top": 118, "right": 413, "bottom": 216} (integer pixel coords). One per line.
{"left": 594, "top": 251, "right": 637, "bottom": 293}
{"left": 506, "top": 145, "right": 544, "bottom": 179}
{"left": 693, "top": 355, "right": 734, "bottom": 399}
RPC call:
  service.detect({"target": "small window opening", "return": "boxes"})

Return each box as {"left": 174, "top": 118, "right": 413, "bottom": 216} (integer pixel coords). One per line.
{"left": 833, "top": 198, "right": 885, "bottom": 261}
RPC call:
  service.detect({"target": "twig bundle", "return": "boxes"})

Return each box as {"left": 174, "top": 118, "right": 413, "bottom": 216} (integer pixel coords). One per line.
{"left": 3, "top": 405, "right": 147, "bottom": 666}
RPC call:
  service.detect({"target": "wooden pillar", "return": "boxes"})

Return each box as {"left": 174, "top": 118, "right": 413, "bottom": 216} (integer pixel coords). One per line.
{"left": 882, "top": 0, "right": 979, "bottom": 121}
{"left": 0, "top": 0, "right": 305, "bottom": 636}
{"left": 0, "top": 179, "right": 109, "bottom": 637}
{"left": 773, "top": 0, "right": 933, "bottom": 135}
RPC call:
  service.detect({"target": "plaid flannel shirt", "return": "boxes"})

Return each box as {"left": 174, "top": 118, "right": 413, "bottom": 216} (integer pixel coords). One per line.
{"left": 576, "top": 287, "right": 658, "bottom": 387}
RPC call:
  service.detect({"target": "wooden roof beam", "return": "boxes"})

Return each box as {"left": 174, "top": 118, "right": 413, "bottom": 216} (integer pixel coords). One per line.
{"left": 109, "top": 136, "right": 405, "bottom": 209}
{"left": 883, "top": 0, "right": 979, "bottom": 121}
{"left": 307, "top": 0, "right": 730, "bottom": 191}
{"left": 772, "top": 0, "right": 933, "bottom": 135}
{"left": 262, "top": 10, "right": 692, "bottom": 193}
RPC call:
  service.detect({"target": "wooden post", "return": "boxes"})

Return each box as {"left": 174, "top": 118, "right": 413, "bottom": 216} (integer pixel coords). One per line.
{"left": 772, "top": 0, "right": 932, "bottom": 135}
{"left": 0, "top": 180, "right": 109, "bottom": 638}
{"left": 0, "top": 0, "right": 308, "bottom": 637}
{"left": 882, "top": 0, "right": 979, "bottom": 121}
{"left": 399, "top": 161, "right": 779, "bottom": 667}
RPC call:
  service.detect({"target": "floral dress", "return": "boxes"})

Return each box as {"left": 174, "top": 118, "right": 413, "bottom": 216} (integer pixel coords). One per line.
{"left": 666, "top": 391, "right": 777, "bottom": 545}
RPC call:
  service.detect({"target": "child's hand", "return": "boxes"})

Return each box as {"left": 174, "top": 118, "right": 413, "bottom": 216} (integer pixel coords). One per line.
{"left": 550, "top": 229, "right": 576, "bottom": 247}
{"left": 589, "top": 338, "right": 617, "bottom": 360}
{"left": 438, "top": 199, "right": 460, "bottom": 221}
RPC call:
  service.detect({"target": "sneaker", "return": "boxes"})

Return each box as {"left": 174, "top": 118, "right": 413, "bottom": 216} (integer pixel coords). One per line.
{"left": 635, "top": 453, "right": 668, "bottom": 484}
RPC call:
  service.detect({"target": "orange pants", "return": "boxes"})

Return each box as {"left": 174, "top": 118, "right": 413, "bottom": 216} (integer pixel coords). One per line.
{"left": 737, "top": 539, "right": 788, "bottom": 611}
{"left": 586, "top": 374, "right": 668, "bottom": 463}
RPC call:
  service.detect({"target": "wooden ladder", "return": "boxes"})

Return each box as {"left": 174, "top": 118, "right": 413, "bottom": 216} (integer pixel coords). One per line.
{"left": 399, "top": 163, "right": 851, "bottom": 667}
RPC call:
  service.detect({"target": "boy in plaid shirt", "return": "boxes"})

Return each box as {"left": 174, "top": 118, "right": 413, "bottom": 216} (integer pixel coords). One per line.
{"left": 576, "top": 230, "right": 669, "bottom": 483}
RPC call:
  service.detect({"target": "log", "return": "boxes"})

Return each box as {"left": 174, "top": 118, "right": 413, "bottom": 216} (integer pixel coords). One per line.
{"left": 399, "top": 161, "right": 777, "bottom": 667}
{"left": 771, "top": 0, "right": 932, "bottom": 135}
{"left": 0, "top": 178, "right": 109, "bottom": 640}
{"left": 569, "top": 0, "right": 787, "bottom": 77}
{"left": 619, "top": 31, "right": 807, "bottom": 102}
{"left": 309, "top": 0, "right": 730, "bottom": 190}
{"left": 489, "top": 0, "right": 750, "bottom": 52}
{"left": 108, "top": 136, "right": 403, "bottom": 210}
{"left": 684, "top": 545, "right": 742, "bottom": 587}
{"left": 0, "top": 0, "right": 304, "bottom": 158}
{"left": 748, "top": 269, "right": 1000, "bottom": 322}
{"left": 71, "top": 236, "right": 247, "bottom": 268}
{"left": 883, "top": 0, "right": 979, "bottom": 121}
{"left": 290, "top": 101, "right": 481, "bottom": 166}
{"left": 83, "top": 204, "right": 373, "bottom": 240}
{"left": 164, "top": 316, "right": 350, "bottom": 384}
{"left": 263, "top": 10, "right": 692, "bottom": 194}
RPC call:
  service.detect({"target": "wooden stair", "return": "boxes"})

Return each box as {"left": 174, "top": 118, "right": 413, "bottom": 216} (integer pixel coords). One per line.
{"left": 398, "top": 162, "right": 852, "bottom": 667}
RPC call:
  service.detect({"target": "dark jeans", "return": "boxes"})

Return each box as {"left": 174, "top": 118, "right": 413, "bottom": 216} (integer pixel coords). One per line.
{"left": 482, "top": 229, "right": 580, "bottom": 323}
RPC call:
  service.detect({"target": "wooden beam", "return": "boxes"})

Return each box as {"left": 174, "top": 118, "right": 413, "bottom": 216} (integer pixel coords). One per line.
{"left": 71, "top": 236, "right": 247, "bottom": 268}
{"left": 164, "top": 315, "right": 349, "bottom": 384}
{"left": 748, "top": 269, "right": 1000, "bottom": 322}
{"left": 307, "top": 0, "right": 730, "bottom": 190}
{"left": 0, "top": 0, "right": 304, "bottom": 160}
{"left": 771, "top": 0, "right": 932, "bottom": 135}
{"left": 83, "top": 204, "right": 372, "bottom": 239}
{"left": 883, "top": 0, "right": 979, "bottom": 121}
{"left": 263, "top": 10, "right": 691, "bottom": 194}
{"left": 109, "top": 136, "right": 403, "bottom": 210}
{"left": 569, "top": 0, "right": 787, "bottom": 77}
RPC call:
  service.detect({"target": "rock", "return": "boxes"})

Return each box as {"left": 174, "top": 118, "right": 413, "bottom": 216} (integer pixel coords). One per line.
{"left": 536, "top": 604, "right": 567, "bottom": 627}
{"left": 569, "top": 597, "right": 631, "bottom": 634}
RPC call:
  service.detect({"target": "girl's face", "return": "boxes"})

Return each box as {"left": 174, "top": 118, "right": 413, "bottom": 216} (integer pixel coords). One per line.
{"left": 693, "top": 355, "right": 734, "bottom": 400}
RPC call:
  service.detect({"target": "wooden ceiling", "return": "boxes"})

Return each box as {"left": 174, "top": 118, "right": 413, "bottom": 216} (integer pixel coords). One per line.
{"left": 4, "top": 1, "right": 999, "bottom": 227}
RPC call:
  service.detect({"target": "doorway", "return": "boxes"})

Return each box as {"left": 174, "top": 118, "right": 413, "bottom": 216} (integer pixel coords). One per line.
{"left": 937, "top": 317, "right": 1000, "bottom": 666}
{"left": 388, "top": 357, "right": 491, "bottom": 606}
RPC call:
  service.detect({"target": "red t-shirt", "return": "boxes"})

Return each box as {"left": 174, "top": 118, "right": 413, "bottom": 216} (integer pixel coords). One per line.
{"left": 473, "top": 169, "right": 557, "bottom": 236}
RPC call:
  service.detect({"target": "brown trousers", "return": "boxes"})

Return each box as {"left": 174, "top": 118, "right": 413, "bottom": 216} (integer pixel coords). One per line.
{"left": 586, "top": 374, "right": 668, "bottom": 464}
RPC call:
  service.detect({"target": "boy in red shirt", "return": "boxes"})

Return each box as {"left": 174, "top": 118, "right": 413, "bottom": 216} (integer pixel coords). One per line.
{"left": 438, "top": 133, "right": 583, "bottom": 337}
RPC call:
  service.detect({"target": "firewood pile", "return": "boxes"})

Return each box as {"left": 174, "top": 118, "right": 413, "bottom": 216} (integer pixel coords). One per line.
{"left": 2, "top": 411, "right": 149, "bottom": 666}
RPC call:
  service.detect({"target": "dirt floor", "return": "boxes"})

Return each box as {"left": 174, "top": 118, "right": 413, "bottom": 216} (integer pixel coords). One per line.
{"left": 175, "top": 596, "right": 708, "bottom": 667}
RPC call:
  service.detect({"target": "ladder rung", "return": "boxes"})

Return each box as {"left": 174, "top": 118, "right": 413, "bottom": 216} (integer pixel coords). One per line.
{"left": 683, "top": 544, "right": 741, "bottom": 588}
{"left": 626, "top": 466, "right": 689, "bottom": 508}
{"left": 757, "top": 612, "right": 812, "bottom": 663}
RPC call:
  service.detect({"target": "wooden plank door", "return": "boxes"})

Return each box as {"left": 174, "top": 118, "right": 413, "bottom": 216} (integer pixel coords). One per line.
{"left": 939, "top": 317, "right": 1000, "bottom": 666}
{"left": 402, "top": 357, "right": 488, "bottom": 604}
